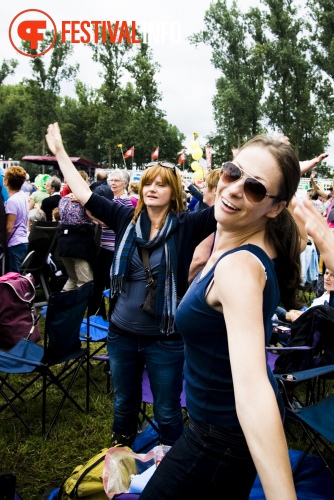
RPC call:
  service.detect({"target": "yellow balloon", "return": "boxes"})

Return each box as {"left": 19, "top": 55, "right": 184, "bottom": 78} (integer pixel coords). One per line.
{"left": 191, "top": 161, "right": 201, "bottom": 171}
{"left": 189, "top": 140, "right": 199, "bottom": 150}
{"left": 193, "top": 170, "right": 204, "bottom": 181}
{"left": 192, "top": 148, "right": 203, "bottom": 161}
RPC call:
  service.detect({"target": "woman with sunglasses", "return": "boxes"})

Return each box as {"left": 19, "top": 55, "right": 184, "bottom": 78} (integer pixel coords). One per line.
{"left": 140, "top": 135, "right": 301, "bottom": 499}
{"left": 45, "top": 122, "right": 216, "bottom": 449}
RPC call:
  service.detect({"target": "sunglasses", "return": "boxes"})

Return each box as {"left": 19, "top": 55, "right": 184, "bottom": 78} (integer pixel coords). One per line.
{"left": 146, "top": 161, "right": 176, "bottom": 174}
{"left": 220, "top": 162, "right": 283, "bottom": 203}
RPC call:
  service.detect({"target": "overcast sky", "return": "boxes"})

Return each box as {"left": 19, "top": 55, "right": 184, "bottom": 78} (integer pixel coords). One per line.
{"left": 2, "top": 0, "right": 333, "bottom": 163}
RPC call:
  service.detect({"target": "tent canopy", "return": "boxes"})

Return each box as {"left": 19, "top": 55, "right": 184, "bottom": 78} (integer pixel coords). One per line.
{"left": 21, "top": 156, "right": 102, "bottom": 169}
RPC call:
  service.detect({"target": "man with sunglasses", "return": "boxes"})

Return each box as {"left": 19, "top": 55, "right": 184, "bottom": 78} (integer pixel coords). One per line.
{"left": 45, "top": 123, "right": 217, "bottom": 451}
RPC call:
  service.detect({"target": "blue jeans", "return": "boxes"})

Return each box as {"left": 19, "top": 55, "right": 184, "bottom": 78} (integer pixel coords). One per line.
{"left": 139, "top": 416, "right": 257, "bottom": 499}
{"left": 107, "top": 331, "right": 185, "bottom": 446}
{"left": 6, "top": 243, "right": 28, "bottom": 273}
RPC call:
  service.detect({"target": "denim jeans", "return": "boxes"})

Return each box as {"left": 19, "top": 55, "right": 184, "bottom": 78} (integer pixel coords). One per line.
{"left": 107, "top": 331, "right": 185, "bottom": 446}
{"left": 6, "top": 243, "right": 28, "bottom": 273}
{"left": 139, "top": 416, "right": 257, "bottom": 499}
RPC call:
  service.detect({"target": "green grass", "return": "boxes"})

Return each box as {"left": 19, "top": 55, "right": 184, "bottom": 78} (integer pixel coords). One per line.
{"left": 1, "top": 350, "right": 113, "bottom": 499}
{"left": 1, "top": 297, "right": 334, "bottom": 498}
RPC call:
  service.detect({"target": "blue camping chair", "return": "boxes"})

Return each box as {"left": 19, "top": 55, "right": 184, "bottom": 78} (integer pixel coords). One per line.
{"left": 80, "top": 314, "right": 109, "bottom": 394}
{"left": 134, "top": 366, "right": 188, "bottom": 453}
{"left": 275, "top": 364, "right": 334, "bottom": 482}
{"left": 0, "top": 281, "right": 94, "bottom": 438}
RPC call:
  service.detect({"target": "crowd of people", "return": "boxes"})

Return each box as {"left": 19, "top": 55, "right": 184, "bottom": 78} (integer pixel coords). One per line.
{"left": 0, "top": 122, "right": 333, "bottom": 498}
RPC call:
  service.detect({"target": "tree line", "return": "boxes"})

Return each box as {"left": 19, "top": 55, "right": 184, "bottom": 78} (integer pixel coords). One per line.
{"left": 1, "top": 0, "right": 333, "bottom": 179}
{"left": 190, "top": 0, "right": 334, "bottom": 177}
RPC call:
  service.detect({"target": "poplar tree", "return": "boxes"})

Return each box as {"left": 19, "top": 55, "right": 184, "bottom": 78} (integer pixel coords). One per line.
{"left": 189, "top": 0, "right": 265, "bottom": 164}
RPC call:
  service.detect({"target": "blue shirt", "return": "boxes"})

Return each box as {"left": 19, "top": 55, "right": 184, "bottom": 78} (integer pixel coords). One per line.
{"left": 0, "top": 167, "right": 8, "bottom": 202}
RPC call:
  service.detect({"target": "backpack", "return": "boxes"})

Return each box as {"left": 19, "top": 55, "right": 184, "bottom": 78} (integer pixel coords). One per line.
{"left": 0, "top": 272, "right": 40, "bottom": 351}
{"left": 273, "top": 305, "right": 334, "bottom": 374}
{"left": 58, "top": 448, "right": 109, "bottom": 499}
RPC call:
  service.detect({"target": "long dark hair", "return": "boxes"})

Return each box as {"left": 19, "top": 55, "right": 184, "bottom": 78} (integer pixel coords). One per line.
{"left": 239, "top": 135, "right": 302, "bottom": 310}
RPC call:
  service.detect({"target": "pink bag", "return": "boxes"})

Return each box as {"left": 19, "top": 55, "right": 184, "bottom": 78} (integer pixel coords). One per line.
{"left": 0, "top": 272, "right": 40, "bottom": 351}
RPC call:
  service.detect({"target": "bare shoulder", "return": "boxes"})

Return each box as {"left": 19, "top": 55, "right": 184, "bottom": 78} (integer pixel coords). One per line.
{"left": 215, "top": 249, "right": 267, "bottom": 291}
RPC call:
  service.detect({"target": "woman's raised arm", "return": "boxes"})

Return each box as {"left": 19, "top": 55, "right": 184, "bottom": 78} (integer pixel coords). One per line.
{"left": 45, "top": 123, "right": 92, "bottom": 205}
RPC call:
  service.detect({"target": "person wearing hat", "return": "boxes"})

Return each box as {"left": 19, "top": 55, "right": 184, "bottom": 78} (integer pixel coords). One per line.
{"left": 29, "top": 174, "right": 51, "bottom": 209}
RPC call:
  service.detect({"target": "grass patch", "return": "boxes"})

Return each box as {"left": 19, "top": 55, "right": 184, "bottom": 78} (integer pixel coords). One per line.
{"left": 1, "top": 354, "right": 113, "bottom": 499}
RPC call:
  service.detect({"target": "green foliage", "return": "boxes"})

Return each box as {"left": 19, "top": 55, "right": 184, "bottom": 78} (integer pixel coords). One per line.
{"left": 308, "top": 0, "right": 334, "bottom": 80}
{"left": 260, "top": 0, "right": 333, "bottom": 157}
{"left": 22, "top": 31, "right": 78, "bottom": 93}
{"left": 189, "top": 0, "right": 265, "bottom": 162}
{"left": 85, "top": 28, "right": 185, "bottom": 167}
{"left": 0, "top": 84, "right": 26, "bottom": 159}
{"left": 190, "top": 0, "right": 334, "bottom": 165}
{"left": 0, "top": 59, "right": 18, "bottom": 85}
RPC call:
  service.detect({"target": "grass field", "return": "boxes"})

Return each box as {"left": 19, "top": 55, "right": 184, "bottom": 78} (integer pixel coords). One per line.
{"left": 0, "top": 342, "right": 113, "bottom": 499}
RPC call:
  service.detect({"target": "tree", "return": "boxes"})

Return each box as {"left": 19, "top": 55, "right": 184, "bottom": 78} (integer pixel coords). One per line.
{"left": 58, "top": 82, "right": 103, "bottom": 162}
{"left": 261, "top": 0, "right": 333, "bottom": 158}
{"left": 191, "top": 0, "right": 334, "bottom": 165}
{"left": 88, "top": 25, "right": 136, "bottom": 167}
{"left": 21, "top": 31, "right": 79, "bottom": 155}
{"left": 189, "top": 0, "right": 265, "bottom": 164}
{"left": 0, "top": 59, "right": 18, "bottom": 85}
{"left": 0, "top": 84, "right": 26, "bottom": 159}
{"left": 88, "top": 27, "right": 184, "bottom": 168}
{"left": 125, "top": 42, "right": 165, "bottom": 165}
{"left": 307, "top": 0, "right": 334, "bottom": 80}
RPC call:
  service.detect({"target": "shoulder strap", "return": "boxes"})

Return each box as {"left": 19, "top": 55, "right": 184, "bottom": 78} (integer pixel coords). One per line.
{"left": 139, "top": 247, "right": 155, "bottom": 286}
{"left": 7, "top": 224, "right": 19, "bottom": 244}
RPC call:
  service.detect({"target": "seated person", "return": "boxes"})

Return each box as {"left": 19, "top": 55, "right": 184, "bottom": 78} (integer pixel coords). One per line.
{"left": 27, "top": 207, "right": 46, "bottom": 234}
{"left": 52, "top": 207, "right": 60, "bottom": 222}
{"left": 276, "top": 268, "right": 334, "bottom": 322}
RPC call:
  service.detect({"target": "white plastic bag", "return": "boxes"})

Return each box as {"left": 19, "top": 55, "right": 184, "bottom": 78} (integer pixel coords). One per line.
{"left": 102, "top": 446, "right": 155, "bottom": 498}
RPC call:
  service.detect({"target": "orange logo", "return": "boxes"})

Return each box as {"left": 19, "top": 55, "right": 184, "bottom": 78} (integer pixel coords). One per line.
{"left": 9, "top": 9, "right": 57, "bottom": 57}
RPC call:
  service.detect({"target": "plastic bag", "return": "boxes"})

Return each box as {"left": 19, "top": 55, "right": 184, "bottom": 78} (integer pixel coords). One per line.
{"left": 102, "top": 446, "right": 171, "bottom": 498}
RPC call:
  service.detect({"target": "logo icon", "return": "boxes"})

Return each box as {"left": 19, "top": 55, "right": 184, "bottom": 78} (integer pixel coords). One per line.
{"left": 9, "top": 9, "right": 57, "bottom": 57}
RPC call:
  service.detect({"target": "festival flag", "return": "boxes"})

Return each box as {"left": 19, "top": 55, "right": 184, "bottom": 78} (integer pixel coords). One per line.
{"left": 124, "top": 146, "right": 134, "bottom": 158}
{"left": 178, "top": 149, "right": 186, "bottom": 164}
{"left": 152, "top": 147, "right": 159, "bottom": 159}
{"left": 205, "top": 146, "right": 213, "bottom": 169}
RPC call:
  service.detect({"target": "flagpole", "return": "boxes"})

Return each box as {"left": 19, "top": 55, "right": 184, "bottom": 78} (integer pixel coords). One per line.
{"left": 118, "top": 144, "right": 127, "bottom": 168}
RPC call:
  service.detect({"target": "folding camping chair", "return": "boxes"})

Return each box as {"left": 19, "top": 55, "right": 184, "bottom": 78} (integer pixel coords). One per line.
{"left": 21, "top": 220, "right": 59, "bottom": 307}
{"left": 275, "top": 364, "right": 334, "bottom": 482}
{"left": 135, "top": 366, "right": 188, "bottom": 453}
{"left": 0, "top": 281, "right": 94, "bottom": 438}
{"left": 80, "top": 314, "right": 109, "bottom": 394}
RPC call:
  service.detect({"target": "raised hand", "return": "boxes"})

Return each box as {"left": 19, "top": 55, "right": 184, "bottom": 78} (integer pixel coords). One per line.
{"left": 45, "top": 122, "right": 64, "bottom": 156}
